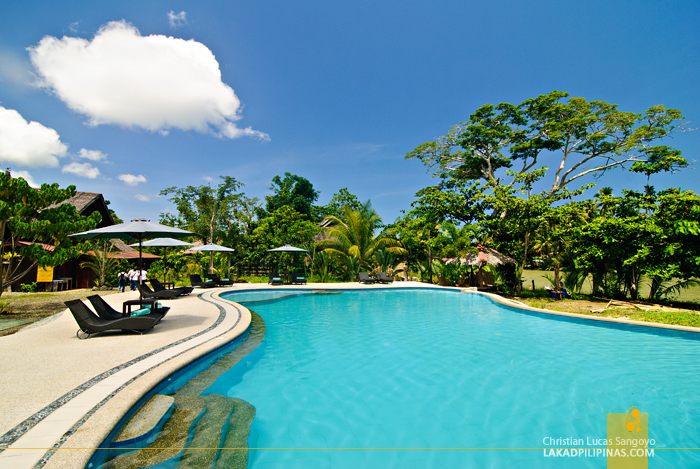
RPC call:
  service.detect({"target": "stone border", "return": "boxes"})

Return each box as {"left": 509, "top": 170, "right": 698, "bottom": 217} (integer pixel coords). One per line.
{"left": 5, "top": 282, "right": 697, "bottom": 468}
{"left": 474, "top": 290, "right": 700, "bottom": 335}
{"left": 0, "top": 290, "right": 252, "bottom": 469}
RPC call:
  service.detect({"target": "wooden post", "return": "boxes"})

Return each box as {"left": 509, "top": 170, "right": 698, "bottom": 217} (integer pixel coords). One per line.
{"left": 532, "top": 280, "right": 535, "bottom": 291}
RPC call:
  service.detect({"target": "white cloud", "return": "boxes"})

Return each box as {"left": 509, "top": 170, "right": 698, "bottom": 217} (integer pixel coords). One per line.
{"left": 118, "top": 173, "right": 147, "bottom": 186}
{"left": 0, "top": 106, "right": 67, "bottom": 168}
{"left": 12, "top": 170, "right": 40, "bottom": 188}
{"left": 135, "top": 194, "right": 150, "bottom": 202}
{"left": 69, "top": 22, "right": 79, "bottom": 33}
{"left": 29, "top": 21, "right": 268, "bottom": 141}
{"left": 202, "top": 176, "right": 213, "bottom": 182}
{"left": 62, "top": 161, "right": 101, "bottom": 178}
{"left": 78, "top": 148, "right": 107, "bottom": 161}
{"left": 168, "top": 11, "right": 187, "bottom": 29}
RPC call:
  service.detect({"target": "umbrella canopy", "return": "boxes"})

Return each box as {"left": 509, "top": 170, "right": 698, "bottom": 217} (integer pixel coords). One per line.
{"left": 70, "top": 219, "right": 196, "bottom": 299}
{"left": 130, "top": 238, "right": 194, "bottom": 248}
{"left": 188, "top": 243, "right": 236, "bottom": 275}
{"left": 189, "top": 243, "right": 236, "bottom": 252}
{"left": 129, "top": 238, "right": 194, "bottom": 283}
{"left": 71, "top": 219, "right": 195, "bottom": 241}
{"left": 267, "top": 245, "right": 308, "bottom": 253}
{"left": 267, "top": 245, "right": 308, "bottom": 278}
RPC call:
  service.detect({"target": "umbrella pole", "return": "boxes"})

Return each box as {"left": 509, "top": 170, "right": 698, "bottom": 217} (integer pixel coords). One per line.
{"left": 163, "top": 247, "right": 168, "bottom": 284}
{"left": 138, "top": 236, "right": 143, "bottom": 301}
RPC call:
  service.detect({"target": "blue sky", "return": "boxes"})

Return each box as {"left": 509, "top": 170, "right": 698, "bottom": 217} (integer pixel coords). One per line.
{"left": 1, "top": 0, "right": 698, "bottom": 225}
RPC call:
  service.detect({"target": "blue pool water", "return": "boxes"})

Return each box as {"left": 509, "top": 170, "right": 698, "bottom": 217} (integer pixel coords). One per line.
{"left": 198, "top": 288, "right": 700, "bottom": 468}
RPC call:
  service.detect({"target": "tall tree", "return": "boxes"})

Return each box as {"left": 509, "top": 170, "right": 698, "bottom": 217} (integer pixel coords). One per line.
{"left": 319, "top": 201, "right": 406, "bottom": 270}
{"left": 406, "top": 91, "right": 687, "bottom": 195}
{"left": 264, "top": 173, "right": 319, "bottom": 220}
{"left": 316, "top": 187, "right": 362, "bottom": 220}
{"left": 0, "top": 173, "right": 99, "bottom": 296}
{"left": 160, "top": 176, "right": 243, "bottom": 273}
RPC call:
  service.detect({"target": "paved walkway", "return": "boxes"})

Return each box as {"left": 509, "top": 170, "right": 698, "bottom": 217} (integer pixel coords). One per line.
{"left": 0, "top": 287, "right": 251, "bottom": 469}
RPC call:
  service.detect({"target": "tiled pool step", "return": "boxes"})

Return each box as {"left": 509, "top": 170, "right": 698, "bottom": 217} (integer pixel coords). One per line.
{"left": 105, "top": 394, "right": 255, "bottom": 469}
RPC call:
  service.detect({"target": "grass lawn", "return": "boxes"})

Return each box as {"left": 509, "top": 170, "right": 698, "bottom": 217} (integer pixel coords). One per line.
{"left": 0, "top": 289, "right": 119, "bottom": 337}
{"left": 520, "top": 269, "right": 700, "bottom": 303}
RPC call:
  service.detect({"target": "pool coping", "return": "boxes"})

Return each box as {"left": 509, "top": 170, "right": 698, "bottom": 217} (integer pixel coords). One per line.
{"left": 0, "top": 289, "right": 252, "bottom": 469}
{"left": 1, "top": 281, "right": 698, "bottom": 469}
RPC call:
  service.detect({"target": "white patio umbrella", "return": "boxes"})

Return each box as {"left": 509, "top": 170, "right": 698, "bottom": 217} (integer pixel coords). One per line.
{"left": 189, "top": 243, "right": 236, "bottom": 275}
{"left": 70, "top": 218, "right": 196, "bottom": 299}
{"left": 267, "top": 245, "right": 309, "bottom": 277}
{"left": 129, "top": 238, "right": 193, "bottom": 283}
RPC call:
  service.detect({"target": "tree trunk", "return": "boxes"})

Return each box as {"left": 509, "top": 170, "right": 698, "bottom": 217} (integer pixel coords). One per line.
{"left": 517, "top": 231, "right": 530, "bottom": 295}
{"left": 554, "top": 261, "right": 561, "bottom": 291}
{"left": 0, "top": 219, "right": 6, "bottom": 296}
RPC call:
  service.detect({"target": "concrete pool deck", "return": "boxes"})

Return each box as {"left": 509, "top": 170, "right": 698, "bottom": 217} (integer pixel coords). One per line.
{"left": 1, "top": 281, "right": 698, "bottom": 469}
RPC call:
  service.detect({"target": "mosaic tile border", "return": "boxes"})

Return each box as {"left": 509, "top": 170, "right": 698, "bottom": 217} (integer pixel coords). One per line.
{"left": 0, "top": 291, "right": 237, "bottom": 458}
{"left": 32, "top": 292, "right": 244, "bottom": 469}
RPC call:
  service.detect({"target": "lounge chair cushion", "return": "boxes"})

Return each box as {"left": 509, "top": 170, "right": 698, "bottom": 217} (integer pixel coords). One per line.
{"left": 131, "top": 308, "right": 152, "bottom": 317}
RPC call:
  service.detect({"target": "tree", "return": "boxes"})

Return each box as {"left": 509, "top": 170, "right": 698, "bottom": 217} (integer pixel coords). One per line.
{"left": 316, "top": 188, "right": 363, "bottom": 220}
{"left": 249, "top": 206, "right": 321, "bottom": 272}
{"left": 406, "top": 91, "right": 688, "bottom": 195}
{"left": 0, "top": 173, "right": 100, "bottom": 296}
{"left": 319, "top": 201, "right": 406, "bottom": 270}
{"left": 264, "top": 173, "right": 319, "bottom": 220}
{"left": 80, "top": 240, "right": 120, "bottom": 287}
{"left": 160, "top": 176, "right": 244, "bottom": 273}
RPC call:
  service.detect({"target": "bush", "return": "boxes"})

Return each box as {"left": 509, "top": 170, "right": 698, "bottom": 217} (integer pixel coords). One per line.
{"left": 20, "top": 282, "right": 37, "bottom": 293}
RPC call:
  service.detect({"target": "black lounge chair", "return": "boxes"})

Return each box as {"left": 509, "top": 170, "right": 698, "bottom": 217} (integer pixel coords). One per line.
{"left": 139, "top": 284, "right": 181, "bottom": 300}
{"left": 376, "top": 272, "right": 394, "bottom": 284}
{"left": 150, "top": 278, "right": 193, "bottom": 296}
{"left": 291, "top": 272, "right": 307, "bottom": 285}
{"left": 206, "top": 274, "right": 234, "bottom": 286}
{"left": 87, "top": 294, "right": 168, "bottom": 321}
{"left": 190, "top": 274, "right": 217, "bottom": 288}
{"left": 358, "top": 272, "right": 375, "bottom": 284}
{"left": 268, "top": 273, "right": 284, "bottom": 285}
{"left": 65, "top": 299, "right": 160, "bottom": 339}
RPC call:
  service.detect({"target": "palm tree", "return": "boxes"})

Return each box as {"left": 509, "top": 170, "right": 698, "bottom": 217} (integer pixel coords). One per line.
{"left": 318, "top": 201, "right": 406, "bottom": 271}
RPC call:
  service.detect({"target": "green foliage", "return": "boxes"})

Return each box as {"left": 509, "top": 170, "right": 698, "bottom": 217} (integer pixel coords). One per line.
{"left": 0, "top": 173, "right": 100, "bottom": 297}
{"left": 407, "top": 91, "right": 686, "bottom": 196}
{"left": 20, "top": 282, "right": 37, "bottom": 293}
{"left": 80, "top": 240, "right": 120, "bottom": 287}
{"left": 316, "top": 188, "right": 362, "bottom": 220}
{"left": 319, "top": 201, "right": 406, "bottom": 270}
{"left": 0, "top": 300, "right": 12, "bottom": 314}
{"left": 264, "top": 173, "right": 319, "bottom": 220}
{"left": 311, "top": 251, "right": 336, "bottom": 282}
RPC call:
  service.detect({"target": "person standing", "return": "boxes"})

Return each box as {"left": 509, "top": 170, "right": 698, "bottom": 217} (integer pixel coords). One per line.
{"left": 127, "top": 268, "right": 137, "bottom": 291}
{"left": 117, "top": 271, "right": 127, "bottom": 292}
{"left": 139, "top": 268, "right": 148, "bottom": 287}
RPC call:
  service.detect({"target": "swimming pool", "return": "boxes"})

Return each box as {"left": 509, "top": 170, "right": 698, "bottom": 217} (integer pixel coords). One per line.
{"left": 93, "top": 288, "right": 700, "bottom": 468}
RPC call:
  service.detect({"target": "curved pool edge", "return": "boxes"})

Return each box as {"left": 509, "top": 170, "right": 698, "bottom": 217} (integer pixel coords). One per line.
{"left": 475, "top": 290, "right": 700, "bottom": 334}
{"left": 38, "top": 290, "right": 252, "bottom": 469}
{"left": 220, "top": 281, "right": 700, "bottom": 335}
{"left": 32, "top": 282, "right": 698, "bottom": 469}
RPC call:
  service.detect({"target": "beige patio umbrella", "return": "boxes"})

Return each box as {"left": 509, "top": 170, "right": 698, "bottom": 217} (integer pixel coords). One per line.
{"left": 448, "top": 245, "right": 515, "bottom": 287}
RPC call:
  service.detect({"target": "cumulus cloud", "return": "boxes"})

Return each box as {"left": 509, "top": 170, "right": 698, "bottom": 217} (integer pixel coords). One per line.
{"left": 62, "top": 161, "right": 101, "bottom": 178}
{"left": 168, "top": 11, "right": 187, "bottom": 29}
{"left": 29, "top": 21, "right": 268, "bottom": 140}
{"left": 135, "top": 194, "right": 150, "bottom": 202}
{"left": 118, "top": 173, "right": 147, "bottom": 186}
{"left": 0, "top": 106, "right": 67, "bottom": 168}
{"left": 78, "top": 148, "right": 107, "bottom": 161}
{"left": 12, "top": 170, "right": 40, "bottom": 188}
